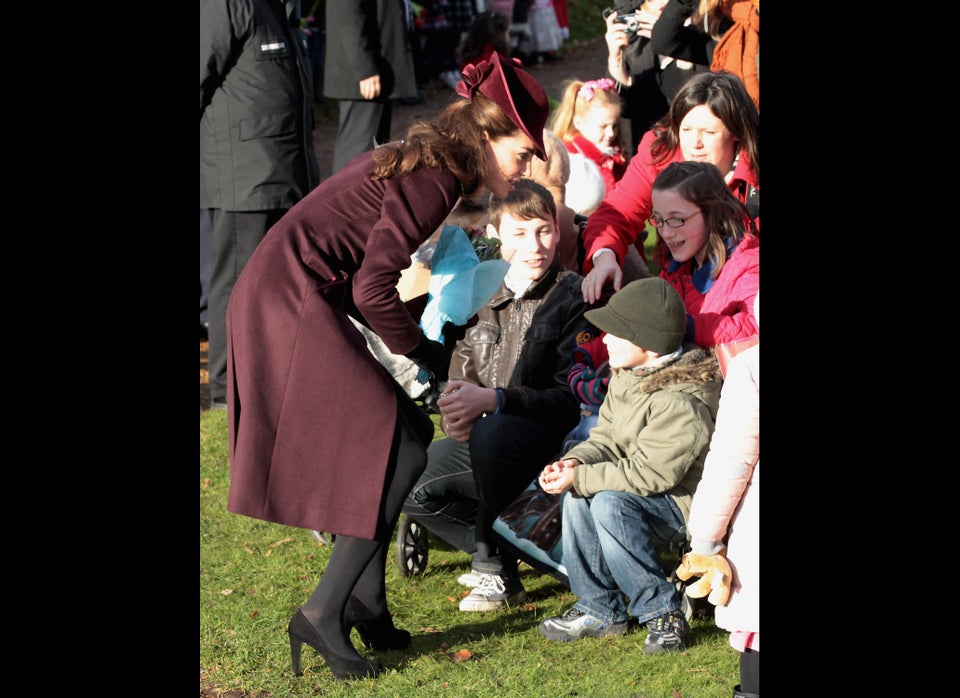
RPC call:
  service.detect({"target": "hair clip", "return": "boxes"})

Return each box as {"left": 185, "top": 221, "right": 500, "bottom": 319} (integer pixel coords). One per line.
{"left": 578, "top": 78, "right": 616, "bottom": 101}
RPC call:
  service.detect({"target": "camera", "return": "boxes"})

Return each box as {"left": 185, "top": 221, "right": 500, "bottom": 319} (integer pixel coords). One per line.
{"left": 603, "top": 7, "right": 643, "bottom": 37}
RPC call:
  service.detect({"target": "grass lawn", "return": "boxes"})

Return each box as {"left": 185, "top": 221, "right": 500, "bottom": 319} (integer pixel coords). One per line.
{"left": 201, "top": 405, "right": 738, "bottom": 698}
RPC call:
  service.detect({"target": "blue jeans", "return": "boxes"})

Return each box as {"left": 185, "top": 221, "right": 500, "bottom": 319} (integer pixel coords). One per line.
{"left": 402, "top": 412, "right": 572, "bottom": 577}
{"left": 562, "top": 490, "right": 687, "bottom": 624}
{"left": 562, "top": 404, "right": 599, "bottom": 452}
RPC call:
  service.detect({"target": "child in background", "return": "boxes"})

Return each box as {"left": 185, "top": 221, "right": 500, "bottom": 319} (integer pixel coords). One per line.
{"left": 549, "top": 78, "right": 628, "bottom": 212}
{"left": 552, "top": 0, "right": 570, "bottom": 40}
{"left": 526, "top": 0, "right": 565, "bottom": 63}
{"left": 562, "top": 331, "right": 609, "bottom": 451}
{"left": 460, "top": 10, "right": 512, "bottom": 69}
{"left": 529, "top": 128, "right": 580, "bottom": 272}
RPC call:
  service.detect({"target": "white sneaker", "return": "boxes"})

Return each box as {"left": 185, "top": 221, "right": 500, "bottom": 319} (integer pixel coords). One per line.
{"left": 457, "top": 570, "right": 484, "bottom": 587}
{"left": 458, "top": 573, "right": 526, "bottom": 612}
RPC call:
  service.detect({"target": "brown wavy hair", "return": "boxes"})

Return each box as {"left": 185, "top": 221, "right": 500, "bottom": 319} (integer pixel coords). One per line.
{"left": 649, "top": 71, "right": 759, "bottom": 185}
{"left": 651, "top": 161, "right": 750, "bottom": 279}
{"left": 488, "top": 178, "right": 558, "bottom": 230}
{"left": 369, "top": 93, "right": 522, "bottom": 197}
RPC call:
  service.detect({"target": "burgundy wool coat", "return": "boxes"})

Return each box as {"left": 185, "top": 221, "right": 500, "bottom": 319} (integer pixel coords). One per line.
{"left": 225, "top": 151, "right": 460, "bottom": 539}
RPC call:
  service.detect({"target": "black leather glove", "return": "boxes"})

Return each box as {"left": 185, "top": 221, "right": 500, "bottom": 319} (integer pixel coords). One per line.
{"left": 405, "top": 335, "right": 450, "bottom": 383}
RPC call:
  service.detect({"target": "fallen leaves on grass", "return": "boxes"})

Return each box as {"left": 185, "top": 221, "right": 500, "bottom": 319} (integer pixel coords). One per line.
{"left": 437, "top": 644, "right": 474, "bottom": 663}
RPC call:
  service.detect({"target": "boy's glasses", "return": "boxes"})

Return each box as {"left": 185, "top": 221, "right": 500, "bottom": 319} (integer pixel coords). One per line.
{"left": 648, "top": 211, "right": 701, "bottom": 228}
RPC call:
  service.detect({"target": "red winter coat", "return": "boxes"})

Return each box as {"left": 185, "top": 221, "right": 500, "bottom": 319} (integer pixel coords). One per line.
{"left": 581, "top": 129, "right": 758, "bottom": 271}
{"left": 564, "top": 135, "right": 626, "bottom": 198}
{"left": 660, "top": 232, "right": 759, "bottom": 348}
{"left": 225, "top": 152, "right": 459, "bottom": 539}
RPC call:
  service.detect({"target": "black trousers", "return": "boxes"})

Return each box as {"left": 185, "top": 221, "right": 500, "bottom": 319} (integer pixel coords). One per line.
{"left": 404, "top": 412, "right": 573, "bottom": 576}
{"left": 331, "top": 99, "right": 392, "bottom": 174}
{"left": 208, "top": 209, "right": 284, "bottom": 401}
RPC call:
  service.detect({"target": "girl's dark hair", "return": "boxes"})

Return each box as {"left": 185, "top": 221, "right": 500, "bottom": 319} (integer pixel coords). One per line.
{"left": 370, "top": 93, "right": 520, "bottom": 195}
{"left": 488, "top": 178, "right": 558, "bottom": 229}
{"left": 651, "top": 161, "right": 750, "bottom": 279}
{"left": 650, "top": 71, "right": 759, "bottom": 184}
{"left": 460, "top": 11, "right": 511, "bottom": 65}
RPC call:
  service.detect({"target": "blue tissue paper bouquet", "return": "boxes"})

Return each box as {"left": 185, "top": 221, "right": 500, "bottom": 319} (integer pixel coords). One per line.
{"left": 417, "top": 225, "right": 509, "bottom": 382}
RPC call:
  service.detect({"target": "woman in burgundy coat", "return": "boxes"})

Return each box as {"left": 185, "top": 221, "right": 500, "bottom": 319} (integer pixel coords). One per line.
{"left": 224, "top": 53, "right": 551, "bottom": 681}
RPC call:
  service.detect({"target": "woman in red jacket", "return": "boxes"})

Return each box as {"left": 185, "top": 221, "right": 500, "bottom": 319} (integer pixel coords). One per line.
{"left": 649, "top": 160, "right": 757, "bottom": 347}
{"left": 225, "top": 53, "right": 551, "bottom": 682}
{"left": 580, "top": 70, "right": 758, "bottom": 305}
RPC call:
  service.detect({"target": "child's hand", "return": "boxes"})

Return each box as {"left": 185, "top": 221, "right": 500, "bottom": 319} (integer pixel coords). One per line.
{"left": 538, "top": 459, "right": 578, "bottom": 494}
{"left": 676, "top": 552, "right": 733, "bottom": 606}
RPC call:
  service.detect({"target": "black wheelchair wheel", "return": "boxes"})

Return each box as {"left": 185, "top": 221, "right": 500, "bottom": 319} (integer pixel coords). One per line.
{"left": 395, "top": 514, "right": 429, "bottom": 577}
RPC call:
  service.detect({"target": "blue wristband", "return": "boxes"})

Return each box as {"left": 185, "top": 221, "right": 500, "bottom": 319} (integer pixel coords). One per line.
{"left": 494, "top": 388, "right": 504, "bottom": 414}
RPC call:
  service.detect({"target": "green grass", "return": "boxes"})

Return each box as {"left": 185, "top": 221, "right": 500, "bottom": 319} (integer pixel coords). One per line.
{"left": 201, "top": 408, "right": 738, "bottom": 697}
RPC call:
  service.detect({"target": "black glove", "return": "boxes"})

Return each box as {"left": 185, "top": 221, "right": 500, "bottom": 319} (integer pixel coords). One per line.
{"left": 405, "top": 335, "right": 450, "bottom": 383}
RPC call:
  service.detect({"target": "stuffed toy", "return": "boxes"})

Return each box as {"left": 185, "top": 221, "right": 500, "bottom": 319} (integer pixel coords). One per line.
{"left": 676, "top": 552, "right": 733, "bottom": 606}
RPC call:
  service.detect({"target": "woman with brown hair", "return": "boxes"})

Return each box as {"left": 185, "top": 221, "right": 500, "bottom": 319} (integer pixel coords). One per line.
{"left": 224, "top": 53, "right": 551, "bottom": 681}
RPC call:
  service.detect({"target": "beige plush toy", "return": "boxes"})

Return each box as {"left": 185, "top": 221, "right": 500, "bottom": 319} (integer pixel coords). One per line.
{"left": 676, "top": 552, "right": 733, "bottom": 606}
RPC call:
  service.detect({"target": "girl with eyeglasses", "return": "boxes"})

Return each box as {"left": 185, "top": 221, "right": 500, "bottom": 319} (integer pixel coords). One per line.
{"left": 579, "top": 70, "right": 758, "bottom": 306}
{"left": 649, "top": 160, "right": 758, "bottom": 347}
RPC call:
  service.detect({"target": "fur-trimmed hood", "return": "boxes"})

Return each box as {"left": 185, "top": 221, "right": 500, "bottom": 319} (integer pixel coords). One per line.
{"left": 613, "top": 343, "right": 721, "bottom": 394}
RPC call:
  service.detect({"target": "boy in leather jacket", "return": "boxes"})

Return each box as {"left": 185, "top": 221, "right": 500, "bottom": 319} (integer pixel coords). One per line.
{"left": 402, "top": 178, "right": 594, "bottom": 611}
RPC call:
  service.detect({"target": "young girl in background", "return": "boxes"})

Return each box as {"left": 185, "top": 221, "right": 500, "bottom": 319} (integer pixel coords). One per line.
{"left": 526, "top": 0, "right": 565, "bottom": 63}
{"left": 460, "top": 10, "right": 512, "bottom": 69}
{"left": 549, "top": 78, "right": 628, "bottom": 214}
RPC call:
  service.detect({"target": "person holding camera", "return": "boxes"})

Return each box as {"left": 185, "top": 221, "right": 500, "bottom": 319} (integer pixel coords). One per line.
{"left": 603, "top": 0, "right": 671, "bottom": 155}
{"left": 604, "top": 0, "right": 716, "bottom": 155}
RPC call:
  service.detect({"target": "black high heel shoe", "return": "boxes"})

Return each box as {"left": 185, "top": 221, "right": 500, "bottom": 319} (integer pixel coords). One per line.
{"left": 344, "top": 595, "right": 412, "bottom": 650}
{"left": 287, "top": 608, "right": 383, "bottom": 679}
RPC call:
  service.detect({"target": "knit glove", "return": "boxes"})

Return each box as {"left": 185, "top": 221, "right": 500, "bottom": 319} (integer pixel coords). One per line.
{"left": 567, "top": 361, "right": 609, "bottom": 408}
{"left": 676, "top": 552, "right": 732, "bottom": 606}
{"left": 405, "top": 335, "right": 450, "bottom": 383}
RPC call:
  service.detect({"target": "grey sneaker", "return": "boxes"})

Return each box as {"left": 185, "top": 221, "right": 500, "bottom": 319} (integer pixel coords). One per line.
{"left": 538, "top": 607, "right": 628, "bottom": 641}
{"left": 457, "top": 570, "right": 484, "bottom": 587}
{"left": 642, "top": 610, "right": 689, "bottom": 654}
{"left": 458, "top": 573, "right": 526, "bottom": 611}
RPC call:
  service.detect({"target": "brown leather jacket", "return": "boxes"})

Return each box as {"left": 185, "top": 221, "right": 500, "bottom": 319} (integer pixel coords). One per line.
{"left": 447, "top": 265, "right": 591, "bottom": 427}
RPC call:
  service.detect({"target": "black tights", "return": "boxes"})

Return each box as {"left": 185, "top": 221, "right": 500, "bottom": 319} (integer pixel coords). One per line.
{"left": 299, "top": 393, "right": 430, "bottom": 658}
{"left": 739, "top": 648, "right": 759, "bottom": 694}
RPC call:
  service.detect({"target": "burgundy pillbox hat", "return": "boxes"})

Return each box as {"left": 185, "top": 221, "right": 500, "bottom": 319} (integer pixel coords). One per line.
{"left": 455, "top": 51, "right": 550, "bottom": 161}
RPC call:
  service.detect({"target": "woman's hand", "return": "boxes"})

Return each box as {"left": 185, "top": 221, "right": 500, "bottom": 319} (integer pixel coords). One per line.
{"left": 581, "top": 250, "right": 623, "bottom": 304}
{"left": 634, "top": 7, "right": 661, "bottom": 39}
{"left": 538, "top": 458, "right": 578, "bottom": 494}
{"left": 605, "top": 12, "right": 630, "bottom": 53}
{"left": 604, "top": 12, "right": 630, "bottom": 85}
